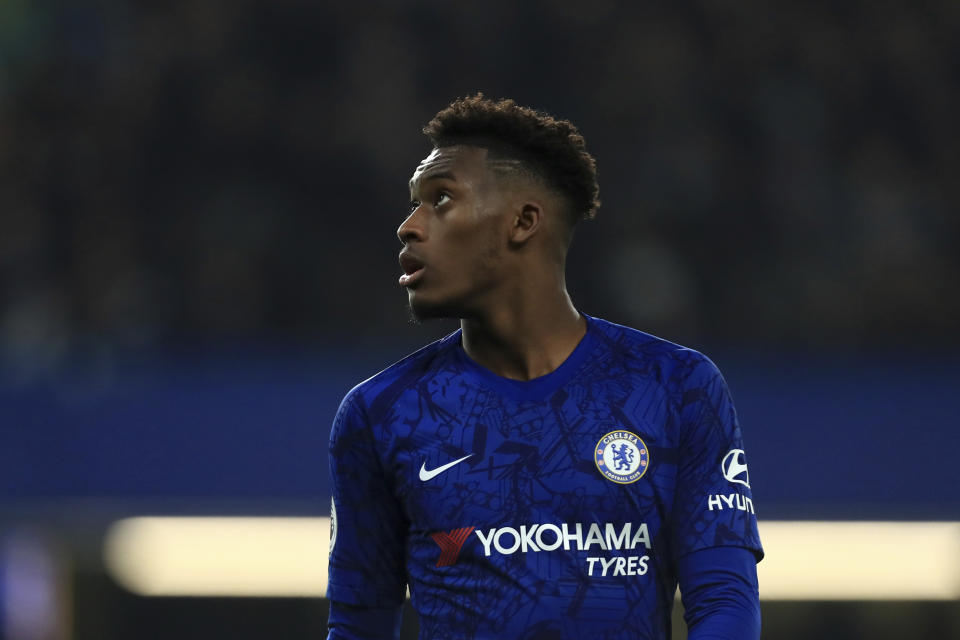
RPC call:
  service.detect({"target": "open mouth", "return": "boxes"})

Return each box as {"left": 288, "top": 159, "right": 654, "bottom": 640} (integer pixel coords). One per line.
{"left": 398, "top": 252, "right": 426, "bottom": 287}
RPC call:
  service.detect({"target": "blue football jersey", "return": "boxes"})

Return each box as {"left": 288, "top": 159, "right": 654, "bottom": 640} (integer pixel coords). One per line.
{"left": 327, "top": 315, "right": 762, "bottom": 640}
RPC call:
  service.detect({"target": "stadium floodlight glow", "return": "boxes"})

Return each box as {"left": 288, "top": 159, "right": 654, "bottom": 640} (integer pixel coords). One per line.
{"left": 104, "top": 518, "right": 960, "bottom": 599}
{"left": 757, "top": 521, "right": 960, "bottom": 600}
{"left": 104, "top": 517, "right": 331, "bottom": 597}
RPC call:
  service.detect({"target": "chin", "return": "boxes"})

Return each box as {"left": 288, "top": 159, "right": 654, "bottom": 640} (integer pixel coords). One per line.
{"left": 407, "top": 290, "right": 464, "bottom": 322}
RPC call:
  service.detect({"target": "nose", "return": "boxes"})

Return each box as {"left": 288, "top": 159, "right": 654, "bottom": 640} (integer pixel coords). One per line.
{"left": 397, "top": 207, "right": 425, "bottom": 244}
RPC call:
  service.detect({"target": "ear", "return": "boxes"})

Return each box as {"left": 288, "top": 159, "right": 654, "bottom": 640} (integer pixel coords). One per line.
{"left": 508, "top": 202, "right": 542, "bottom": 245}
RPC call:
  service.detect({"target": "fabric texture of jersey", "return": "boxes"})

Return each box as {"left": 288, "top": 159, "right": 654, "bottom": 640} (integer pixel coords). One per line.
{"left": 327, "top": 315, "right": 763, "bottom": 640}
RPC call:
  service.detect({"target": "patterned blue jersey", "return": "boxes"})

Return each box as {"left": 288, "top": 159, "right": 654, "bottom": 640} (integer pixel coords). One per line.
{"left": 328, "top": 315, "right": 762, "bottom": 639}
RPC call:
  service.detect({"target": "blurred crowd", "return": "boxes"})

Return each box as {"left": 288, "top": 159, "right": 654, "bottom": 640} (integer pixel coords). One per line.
{"left": 2, "top": 0, "right": 958, "bottom": 378}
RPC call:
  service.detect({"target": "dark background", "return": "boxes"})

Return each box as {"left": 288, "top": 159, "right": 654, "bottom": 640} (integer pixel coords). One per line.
{"left": 1, "top": 1, "right": 958, "bottom": 638}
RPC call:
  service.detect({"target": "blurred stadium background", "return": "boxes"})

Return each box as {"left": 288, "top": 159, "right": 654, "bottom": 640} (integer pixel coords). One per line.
{"left": 1, "top": 1, "right": 959, "bottom": 638}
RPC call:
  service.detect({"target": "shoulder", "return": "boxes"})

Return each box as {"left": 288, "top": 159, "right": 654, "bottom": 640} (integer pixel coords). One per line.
{"left": 338, "top": 329, "right": 462, "bottom": 421}
{"left": 587, "top": 315, "right": 721, "bottom": 385}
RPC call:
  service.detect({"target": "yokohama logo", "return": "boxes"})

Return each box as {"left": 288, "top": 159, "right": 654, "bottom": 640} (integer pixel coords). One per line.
{"left": 430, "top": 522, "right": 652, "bottom": 567}
{"left": 431, "top": 527, "right": 475, "bottom": 567}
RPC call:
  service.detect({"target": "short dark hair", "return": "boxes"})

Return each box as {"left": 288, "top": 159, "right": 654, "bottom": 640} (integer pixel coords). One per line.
{"left": 423, "top": 94, "right": 600, "bottom": 225}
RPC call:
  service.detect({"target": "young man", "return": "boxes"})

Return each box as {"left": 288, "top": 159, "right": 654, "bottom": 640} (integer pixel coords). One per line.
{"left": 327, "top": 95, "right": 762, "bottom": 640}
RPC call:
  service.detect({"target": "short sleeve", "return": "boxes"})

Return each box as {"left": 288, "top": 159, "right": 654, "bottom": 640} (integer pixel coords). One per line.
{"left": 327, "top": 389, "right": 408, "bottom": 607}
{"left": 671, "top": 355, "right": 763, "bottom": 561}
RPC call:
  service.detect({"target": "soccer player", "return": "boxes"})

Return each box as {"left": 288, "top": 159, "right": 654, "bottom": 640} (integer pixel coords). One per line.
{"left": 327, "top": 95, "right": 762, "bottom": 639}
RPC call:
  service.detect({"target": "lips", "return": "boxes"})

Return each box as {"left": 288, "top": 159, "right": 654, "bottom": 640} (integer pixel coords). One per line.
{"left": 398, "top": 252, "right": 426, "bottom": 287}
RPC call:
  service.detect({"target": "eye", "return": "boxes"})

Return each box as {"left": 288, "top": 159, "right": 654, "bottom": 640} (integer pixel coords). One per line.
{"left": 408, "top": 199, "right": 421, "bottom": 214}
{"left": 434, "top": 192, "right": 451, "bottom": 207}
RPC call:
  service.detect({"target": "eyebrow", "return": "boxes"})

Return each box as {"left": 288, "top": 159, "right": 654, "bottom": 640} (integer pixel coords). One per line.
{"left": 409, "top": 170, "right": 457, "bottom": 191}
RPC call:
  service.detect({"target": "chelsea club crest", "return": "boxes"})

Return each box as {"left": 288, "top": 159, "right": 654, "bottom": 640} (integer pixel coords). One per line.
{"left": 594, "top": 430, "right": 649, "bottom": 484}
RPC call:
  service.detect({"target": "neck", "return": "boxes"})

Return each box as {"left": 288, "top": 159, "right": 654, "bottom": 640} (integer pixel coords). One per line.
{"left": 460, "top": 279, "right": 586, "bottom": 381}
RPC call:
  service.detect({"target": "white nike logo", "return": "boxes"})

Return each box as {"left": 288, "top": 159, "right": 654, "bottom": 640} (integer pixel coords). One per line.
{"left": 419, "top": 454, "right": 474, "bottom": 481}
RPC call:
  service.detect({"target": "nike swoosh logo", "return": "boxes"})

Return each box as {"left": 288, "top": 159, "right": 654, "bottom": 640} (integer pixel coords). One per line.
{"left": 419, "top": 454, "right": 474, "bottom": 481}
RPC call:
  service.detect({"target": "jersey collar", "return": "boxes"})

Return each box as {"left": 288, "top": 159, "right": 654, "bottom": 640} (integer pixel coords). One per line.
{"left": 451, "top": 314, "right": 600, "bottom": 402}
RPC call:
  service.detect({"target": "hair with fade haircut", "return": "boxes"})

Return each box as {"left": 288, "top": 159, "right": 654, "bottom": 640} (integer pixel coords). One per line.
{"left": 423, "top": 94, "right": 600, "bottom": 227}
